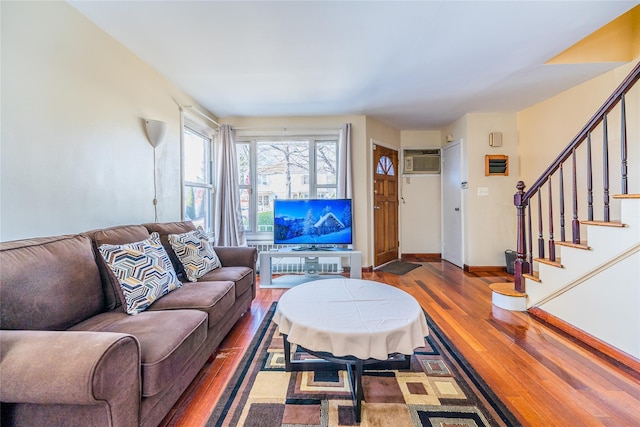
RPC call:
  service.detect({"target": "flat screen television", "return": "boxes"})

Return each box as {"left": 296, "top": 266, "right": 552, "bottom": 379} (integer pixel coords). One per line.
{"left": 273, "top": 198, "right": 353, "bottom": 249}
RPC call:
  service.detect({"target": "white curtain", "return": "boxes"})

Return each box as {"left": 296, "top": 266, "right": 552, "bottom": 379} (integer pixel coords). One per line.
{"left": 214, "top": 125, "right": 247, "bottom": 246}
{"left": 337, "top": 123, "right": 353, "bottom": 199}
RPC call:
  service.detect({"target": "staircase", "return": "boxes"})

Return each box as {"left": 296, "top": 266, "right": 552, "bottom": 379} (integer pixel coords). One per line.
{"left": 491, "top": 61, "right": 640, "bottom": 370}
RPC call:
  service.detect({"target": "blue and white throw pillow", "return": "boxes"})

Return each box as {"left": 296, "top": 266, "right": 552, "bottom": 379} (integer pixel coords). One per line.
{"left": 99, "top": 232, "right": 182, "bottom": 315}
{"left": 168, "top": 228, "right": 221, "bottom": 282}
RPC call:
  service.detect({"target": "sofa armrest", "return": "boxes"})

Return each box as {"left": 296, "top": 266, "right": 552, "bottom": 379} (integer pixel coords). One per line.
{"left": 0, "top": 330, "right": 140, "bottom": 426}
{"left": 214, "top": 246, "right": 257, "bottom": 269}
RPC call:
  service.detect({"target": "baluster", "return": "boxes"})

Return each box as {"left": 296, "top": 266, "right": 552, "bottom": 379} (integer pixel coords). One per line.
{"left": 620, "top": 94, "right": 628, "bottom": 194}
{"left": 548, "top": 177, "right": 555, "bottom": 262}
{"left": 587, "top": 133, "right": 593, "bottom": 221}
{"left": 528, "top": 203, "right": 533, "bottom": 265}
{"left": 571, "top": 148, "right": 580, "bottom": 243}
{"left": 603, "top": 114, "right": 610, "bottom": 222}
{"left": 538, "top": 190, "right": 544, "bottom": 259}
{"left": 514, "top": 181, "right": 530, "bottom": 293}
{"left": 559, "top": 163, "right": 565, "bottom": 242}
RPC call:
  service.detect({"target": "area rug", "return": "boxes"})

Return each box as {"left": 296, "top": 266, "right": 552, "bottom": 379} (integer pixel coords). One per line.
{"left": 208, "top": 303, "right": 521, "bottom": 427}
{"left": 375, "top": 260, "right": 421, "bottom": 275}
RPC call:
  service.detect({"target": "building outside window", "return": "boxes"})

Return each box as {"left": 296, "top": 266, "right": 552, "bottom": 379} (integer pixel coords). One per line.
{"left": 237, "top": 136, "right": 338, "bottom": 241}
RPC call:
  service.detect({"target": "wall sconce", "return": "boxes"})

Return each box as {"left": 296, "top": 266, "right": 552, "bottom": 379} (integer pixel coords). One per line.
{"left": 143, "top": 119, "right": 168, "bottom": 222}
{"left": 144, "top": 119, "right": 168, "bottom": 148}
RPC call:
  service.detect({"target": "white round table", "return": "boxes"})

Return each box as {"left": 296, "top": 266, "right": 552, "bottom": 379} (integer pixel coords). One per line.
{"left": 272, "top": 278, "right": 429, "bottom": 421}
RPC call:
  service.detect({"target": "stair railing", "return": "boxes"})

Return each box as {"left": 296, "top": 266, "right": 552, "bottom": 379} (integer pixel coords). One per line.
{"left": 513, "top": 62, "right": 640, "bottom": 292}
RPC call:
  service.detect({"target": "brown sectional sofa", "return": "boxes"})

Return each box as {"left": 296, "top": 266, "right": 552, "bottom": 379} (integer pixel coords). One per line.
{"left": 0, "top": 221, "right": 257, "bottom": 427}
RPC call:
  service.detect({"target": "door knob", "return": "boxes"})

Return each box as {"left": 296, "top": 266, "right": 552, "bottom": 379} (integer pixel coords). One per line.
{"left": 374, "top": 206, "right": 380, "bottom": 210}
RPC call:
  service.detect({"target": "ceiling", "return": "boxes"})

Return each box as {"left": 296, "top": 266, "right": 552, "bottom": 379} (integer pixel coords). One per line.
{"left": 68, "top": 1, "right": 638, "bottom": 130}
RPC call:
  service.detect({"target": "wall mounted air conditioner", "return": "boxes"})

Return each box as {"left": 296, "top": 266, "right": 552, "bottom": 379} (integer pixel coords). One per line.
{"left": 403, "top": 149, "right": 441, "bottom": 174}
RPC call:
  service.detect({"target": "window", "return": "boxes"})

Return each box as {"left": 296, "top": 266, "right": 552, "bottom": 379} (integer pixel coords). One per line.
{"left": 376, "top": 155, "right": 395, "bottom": 176}
{"left": 237, "top": 136, "right": 339, "bottom": 238}
{"left": 182, "top": 125, "right": 213, "bottom": 232}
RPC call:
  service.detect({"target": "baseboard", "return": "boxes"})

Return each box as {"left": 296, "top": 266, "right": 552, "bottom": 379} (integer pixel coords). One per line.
{"left": 529, "top": 307, "right": 640, "bottom": 373}
{"left": 402, "top": 253, "right": 441, "bottom": 261}
{"left": 463, "top": 265, "right": 507, "bottom": 273}
{"left": 362, "top": 266, "right": 374, "bottom": 273}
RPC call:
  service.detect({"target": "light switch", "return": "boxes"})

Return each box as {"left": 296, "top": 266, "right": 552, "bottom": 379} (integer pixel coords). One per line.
{"left": 477, "top": 187, "right": 489, "bottom": 196}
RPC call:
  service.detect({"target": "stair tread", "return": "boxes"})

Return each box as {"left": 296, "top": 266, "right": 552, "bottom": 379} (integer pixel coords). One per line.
{"left": 613, "top": 194, "right": 640, "bottom": 199}
{"left": 534, "top": 257, "right": 563, "bottom": 268}
{"left": 489, "top": 282, "right": 526, "bottom": 297}
{"left": 523, "top": 271, "right": 542, "bottom": 282}
{"left": 581, "top": 220, "right": 626, "bottom": 228}
{"left": 555, "top": 241, "right": 591, "bottom": 250}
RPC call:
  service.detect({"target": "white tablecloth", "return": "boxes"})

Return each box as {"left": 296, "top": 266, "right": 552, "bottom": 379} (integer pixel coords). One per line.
{"left": 273, "top": 278, "right": 430, "bottom": 360}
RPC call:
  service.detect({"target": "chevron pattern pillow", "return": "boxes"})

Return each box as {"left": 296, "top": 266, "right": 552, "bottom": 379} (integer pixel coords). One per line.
{"left": 168, "top": 228, "right": 221, "bottom": 282}
{"left": 99, "top": 232, "right": 182, "bottom": 315}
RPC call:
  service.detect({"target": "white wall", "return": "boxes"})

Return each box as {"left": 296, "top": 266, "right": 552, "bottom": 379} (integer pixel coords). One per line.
{"left": 542, "top": 251, "right": 640, "bottom": 359}
{"left": 443, "top": 113, "right": 519, "bottom": 268}
{"left": 399, "top": 130, "right": 442, "bottom": 254}
{"left": 518, "top": 60, "right": 640, "bottom": 241}
{"left": 0, "top": 1, "right": 207, "bottom": 241}
{"left": 518, "top": 60, "right": 639, "bottom": 192}
{"left": 466, "top": 113, "right": 519, "bottom": 267}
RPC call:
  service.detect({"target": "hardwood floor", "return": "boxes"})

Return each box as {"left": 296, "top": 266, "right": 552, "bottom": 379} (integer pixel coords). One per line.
{"left": 160, "top": 262, "right": 640, "bottom": 426}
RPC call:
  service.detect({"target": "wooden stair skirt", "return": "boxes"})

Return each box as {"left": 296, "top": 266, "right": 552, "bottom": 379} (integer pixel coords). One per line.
{"left": 490, "top": 287, "right": 640, "bottom": 372}
{"left": 530, "top": 307, "right": 640, "bottom": 373}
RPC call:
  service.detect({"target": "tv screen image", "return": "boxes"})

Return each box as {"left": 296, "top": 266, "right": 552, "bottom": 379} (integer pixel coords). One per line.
{"left": 273, "top": 199, "right": 352, "bottom": 247}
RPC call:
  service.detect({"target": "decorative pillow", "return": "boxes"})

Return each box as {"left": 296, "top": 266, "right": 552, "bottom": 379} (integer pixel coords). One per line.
{"left": 99, "top": 232, "right": 182, "bottom": 315}
{"left": 168, "top": 228, "right": 221, "bottom": 282}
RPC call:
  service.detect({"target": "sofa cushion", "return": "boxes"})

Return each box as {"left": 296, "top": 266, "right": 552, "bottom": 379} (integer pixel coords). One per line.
{"left": 143, "top": 221, "right": 196, "bottom": 277}
{"left": 89, "top": 225, "right": 153, "bottom": 311}
{"left": 98, "top": 233, "right": 182, "bottom": 315}
{"left": 0, "top": 235, "right": 104, "bottom": 330}
{"left": 198, "top": 266, "right": 253, "bottom": 298}
{"left": 91, "top": 224, "right": 151, "bottom": 247}
{"left": 148, "top": 281, "right": 235, "bottom": 328}
{"left": 168, "top": 228, "right": 221, "bottom": 282}
{"left": 69, "top": 309, "right": 207, "bottom": 397}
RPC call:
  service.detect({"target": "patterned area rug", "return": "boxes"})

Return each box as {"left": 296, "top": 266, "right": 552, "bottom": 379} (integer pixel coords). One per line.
{"left": 375, "top": 260, "right": 421, "bottom": 276}
{"left": 208, "top": 303, "right": 521, "bottom": 427}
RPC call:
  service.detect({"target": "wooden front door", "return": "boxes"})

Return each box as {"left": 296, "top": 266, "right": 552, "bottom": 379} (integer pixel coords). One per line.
{"left": 373, "top": 144, "right": 399, "bottom": 267}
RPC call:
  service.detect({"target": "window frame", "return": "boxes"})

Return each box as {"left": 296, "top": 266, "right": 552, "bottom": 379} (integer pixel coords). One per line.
{"left": 235, "top": 133, "right": 339, "bottom": 242}
{"left": 181, "top": 115, "right": 216, "bottom": 234}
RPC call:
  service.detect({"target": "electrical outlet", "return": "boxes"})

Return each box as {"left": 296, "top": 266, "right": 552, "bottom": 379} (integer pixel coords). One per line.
{"left": 477, "top": 187, "right": 489, "bottom": 196}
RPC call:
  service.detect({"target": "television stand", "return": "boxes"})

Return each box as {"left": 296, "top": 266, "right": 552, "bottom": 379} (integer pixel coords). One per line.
{"left": 291, "top": 245, "right": 348, "bottom": 251}
{"left": 259, "top": 248, "right": 362, "bottom": 288}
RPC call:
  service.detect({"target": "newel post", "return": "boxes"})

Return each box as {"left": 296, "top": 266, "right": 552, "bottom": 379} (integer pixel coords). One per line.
{"left": 514, "top": 181, "right": 530, "bottom": 293}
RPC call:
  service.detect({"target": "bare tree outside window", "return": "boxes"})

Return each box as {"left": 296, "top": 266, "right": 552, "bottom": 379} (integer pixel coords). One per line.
{"left": 237, "top": 137, "right": 338, "bottom": 236}
{"left": 316, "top": 141, "right": 337, "bottom": 182}
{"left": 257, "top": 141, "right": 309, "bottom": 199}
